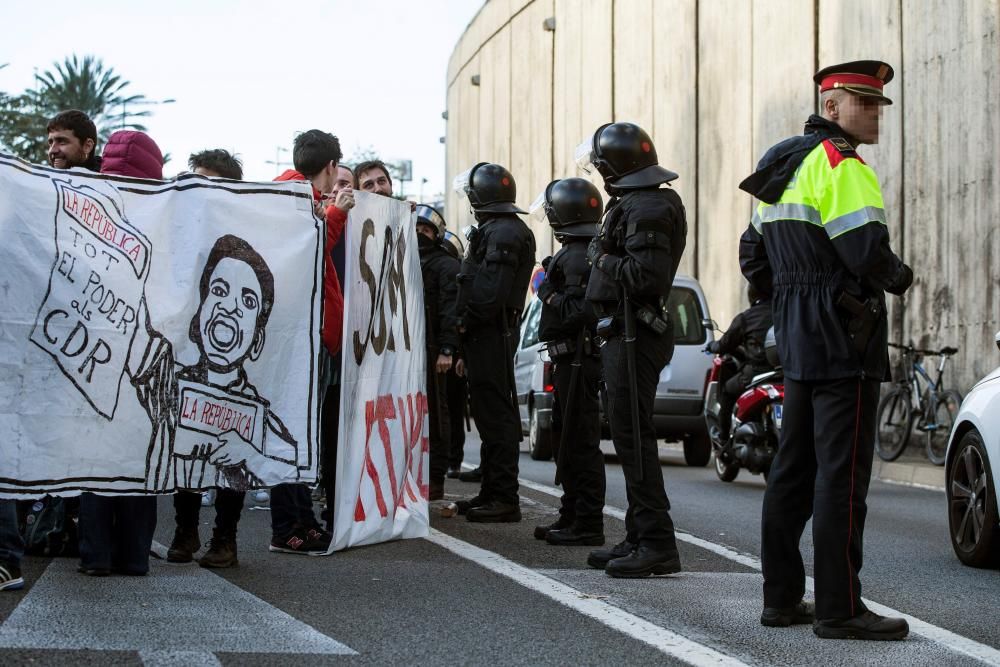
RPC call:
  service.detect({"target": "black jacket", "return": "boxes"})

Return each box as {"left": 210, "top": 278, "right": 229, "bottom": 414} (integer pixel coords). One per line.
{"left": 538, "top": 238, "right": 598, "bottom": 343}
{"left": 418, "top": 234, "right": 460, "bottom": 352}
{"left": 712, "top": 299, "right": 773, "bottom": 370}
{"left": 586, "top": 187, "right": 688, "bottom": 310}
{"left": 456, "top": 213, "right": 536, "bottom": 330}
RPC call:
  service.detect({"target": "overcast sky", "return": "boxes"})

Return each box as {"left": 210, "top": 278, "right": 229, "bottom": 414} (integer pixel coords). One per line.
{"left": 0, "top": 0, "right": 483, "bottom": 200}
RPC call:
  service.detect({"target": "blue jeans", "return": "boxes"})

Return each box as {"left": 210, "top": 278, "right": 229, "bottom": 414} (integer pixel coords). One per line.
{"left": 0, "top": 499, "right": 25, "bottom": 566}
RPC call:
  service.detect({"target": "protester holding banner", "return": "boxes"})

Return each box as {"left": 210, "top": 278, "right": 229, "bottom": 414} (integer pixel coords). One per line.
{"left": 269, "top": 129, "right": 346, "bottom": 554}
{"left": 166, "top": 148, "right": 248, "bottom": 569}
{"left": 46, "top": 109, "right": 102, "bottom": 172}
{"left": 414, "top": 205, "right": 460, "bottom": 501}
{"left": 77, "top": 130, "right": 164, "bottom": 577}
{"left": 452, "top": 163, "right": 536, "bottom": 523}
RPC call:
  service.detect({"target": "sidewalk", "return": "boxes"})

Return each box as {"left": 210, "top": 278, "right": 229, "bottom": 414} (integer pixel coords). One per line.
{"left": 872, "top": 451, "right": 945, "bottom": 491}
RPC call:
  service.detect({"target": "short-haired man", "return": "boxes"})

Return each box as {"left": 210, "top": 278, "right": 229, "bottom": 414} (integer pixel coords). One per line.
{"left": 188, "top": 149, "right": 243, "bottom": 180}
{"left": 739, "top": 60, "right": 912, "bottom": 639}
{"left": 270, "top": 129, "right": 350, "bottom": 554}
{"left": 46, "top": 109, "right": 100, "bottom": 171}
{"left": 354, "top": 159, "right": 393, "bottom": 196}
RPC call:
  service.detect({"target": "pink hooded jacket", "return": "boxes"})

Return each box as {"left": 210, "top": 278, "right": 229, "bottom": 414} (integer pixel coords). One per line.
{"left": 100, "top": 131, "right": 163, "bottom": 179}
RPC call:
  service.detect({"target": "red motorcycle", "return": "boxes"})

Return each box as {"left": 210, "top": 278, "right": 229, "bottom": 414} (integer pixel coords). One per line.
{"left": 703, "top": 329, "right": 783, "bottom": 482}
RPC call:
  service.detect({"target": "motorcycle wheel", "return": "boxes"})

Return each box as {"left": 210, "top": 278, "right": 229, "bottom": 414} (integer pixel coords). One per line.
{"left": 714, "top": 450, "right": 740, "bottom": 482}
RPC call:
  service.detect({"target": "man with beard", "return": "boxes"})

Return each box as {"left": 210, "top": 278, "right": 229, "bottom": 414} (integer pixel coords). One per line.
{"left": 46, "top": 110, "right": 101, "bottom": 171}
{"left": 414, "top": 205, "right": 460, "bottom": 501}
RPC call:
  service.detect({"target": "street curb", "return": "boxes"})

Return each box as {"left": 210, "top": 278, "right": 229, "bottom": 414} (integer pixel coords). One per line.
{"left": 873, "top": 458, "right": 945, "bottom": 492}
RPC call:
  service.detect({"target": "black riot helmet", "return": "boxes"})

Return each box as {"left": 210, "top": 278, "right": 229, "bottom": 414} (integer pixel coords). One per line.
{"left": 452, "top": 162, "right": 526, "bottom": 214}
{"left": 440, "top": 229, "right": 465, "bottom": 259}
{"left": 529, "top": 178, "right": 602, "bottom": 238}
{"left": 575, "top": 122, "right": 678, "bottom": 190}
{"left": 415, "top": 204, "right": 446, "bottom": 238}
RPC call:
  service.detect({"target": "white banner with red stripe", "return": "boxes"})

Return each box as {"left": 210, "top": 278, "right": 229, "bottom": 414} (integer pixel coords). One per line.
{"left": 332, "top": 192, "right": 429, "bottom": 551}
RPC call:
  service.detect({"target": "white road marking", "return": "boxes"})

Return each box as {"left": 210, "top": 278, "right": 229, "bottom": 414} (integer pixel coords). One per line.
{"left": 140, "top": 650, "right": 223, "bottom": 666}
{"left": 504, "top": 468, "right": 1000, "bottom": 666}
{"left": 426, "top": 529, "right": 749, "bottom": 667}
{"left": 0, "top": 558, "right": 356, "bottom": 660}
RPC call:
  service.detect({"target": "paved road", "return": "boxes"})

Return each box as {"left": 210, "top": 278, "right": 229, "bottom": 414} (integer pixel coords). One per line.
{"left": 1, "top": 432, "right": 997, "bottom": 666}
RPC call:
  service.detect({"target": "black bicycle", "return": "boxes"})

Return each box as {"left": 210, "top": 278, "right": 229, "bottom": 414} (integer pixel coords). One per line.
{"left": 875, "top": 342, "right": 962, "bottom": 465}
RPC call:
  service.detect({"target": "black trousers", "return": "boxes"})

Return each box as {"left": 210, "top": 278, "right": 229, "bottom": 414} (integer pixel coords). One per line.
{"left": 553, "top": 353, "right": 606, "bottom": 530}
{"left": 464, "top": 325, "right": 521, "bottom": 505}
{"left": 320, "top": 379, "right": 340, "bottom": 530}
{"left": 270, "top": 483, "right": 318, "bottom": 537}
{"left": 427, "top": 351, "right": 452, "bottom": 487}
{"left": 446, "top": 370, "right": 468, "bottom": 469}
{"left": 761, "top": 376, "right": 879, "bottom": 620}
{"left": 78, "top": 493, "right": 157, "bottom": 574}
{"left": 174, "top": 489, "right": 245, "bottom": 536}
{"left": 602, "top": 327, "right": 677, "bottom": 550}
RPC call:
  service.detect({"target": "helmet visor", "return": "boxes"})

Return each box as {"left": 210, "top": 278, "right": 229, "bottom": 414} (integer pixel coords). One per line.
{"left": 452, "top": 167, "right": 475, "bottom": 197}
{"left": 574, "top": 137, "right": 597, "bottom": 174}
{"left": 528, "top": 190, "right": 548, "bottom": 221}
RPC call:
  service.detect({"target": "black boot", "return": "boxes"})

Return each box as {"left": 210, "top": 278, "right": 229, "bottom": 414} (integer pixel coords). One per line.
{"left": 467, "top": 500, "right": 521, "bottom": 523}
{"left": 167, "top": 526, "right": 201, "bottom": 563}
{"left": 813, "top": 611, "right": 909, "bottom": 641}
{"left": 587, "top": 539, "right": 636, "bottom": 569}
{"left": 429, "top": 480, "right": 445, "bottom": 501}
{"left": 761, "top": 600, "right": 815, "bottom": 627}
{"left": 457, "top": 467, "right": 483, "bottom": 482}
{"left": 533, "top": 516, "right": 573, "bottom": 541}
{"left": 605, "top": 545, "right": 681, "bottom": 578}
{"left": 546, "top": 525, "right": 605, "bottom": 547}
{"left": 199, "top": 530, "right": 238, "bottom": 569}
{"left": 456, "top": 496, "right": 488, "bottom": 515}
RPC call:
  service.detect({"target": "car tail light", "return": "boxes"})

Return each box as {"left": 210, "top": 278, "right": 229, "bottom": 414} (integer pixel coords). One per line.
{"left": 543, "top": 360, "right": 554, "bottom": 393}
{"left": 703, "top": 368, "right": 712, "bottom": 397}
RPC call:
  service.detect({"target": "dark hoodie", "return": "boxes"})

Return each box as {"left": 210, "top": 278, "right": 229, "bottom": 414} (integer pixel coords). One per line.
{"left": 738, "top": 115, "right": 848, "bottom": 203}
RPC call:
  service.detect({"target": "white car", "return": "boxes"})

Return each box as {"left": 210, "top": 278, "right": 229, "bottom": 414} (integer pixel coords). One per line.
{"left": 945, "top": 332, "right": 1000, "bottom": 568}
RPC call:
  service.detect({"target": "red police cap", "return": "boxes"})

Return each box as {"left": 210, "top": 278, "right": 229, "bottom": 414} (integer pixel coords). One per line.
{"left": 814, "top": 60, "right": 894, "bottom": 105}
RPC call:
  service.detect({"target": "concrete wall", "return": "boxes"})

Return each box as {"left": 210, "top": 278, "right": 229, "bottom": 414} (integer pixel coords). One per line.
{"left": 445, "top": 0, "right": 1000, "bottom": 392}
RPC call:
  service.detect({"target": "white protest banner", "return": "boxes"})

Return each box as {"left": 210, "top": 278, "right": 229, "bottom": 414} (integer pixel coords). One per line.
{"left": 0, "top": 154, "right": 322, "bottom": 496}
{"left": 332, "top": 191, "right": 428, "bottom": 551}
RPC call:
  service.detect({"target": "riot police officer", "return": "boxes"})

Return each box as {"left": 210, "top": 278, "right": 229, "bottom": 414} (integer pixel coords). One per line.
{"left": 739, "top": 60, "right": 911, "bottom": 639}
{"left": 577, "top": 122, "right": 688, "bottom": 577}
{"left": 531, "top": 178, "right": 606, "bottom": 546}
{"left": 415, "top": 205, "right": 460, "bottom": 501}
{"left": 453, "top": 163, "right": 536, "bottom": 522}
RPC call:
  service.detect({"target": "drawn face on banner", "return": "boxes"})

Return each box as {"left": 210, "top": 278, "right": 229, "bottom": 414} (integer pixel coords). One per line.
{"left": 190, "top": 236, "right": 274, "bottom": 372}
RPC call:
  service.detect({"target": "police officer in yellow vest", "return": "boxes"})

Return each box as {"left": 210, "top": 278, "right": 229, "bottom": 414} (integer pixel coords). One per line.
{"left": 739, "top": 61, "right": 913, "bottom": 640}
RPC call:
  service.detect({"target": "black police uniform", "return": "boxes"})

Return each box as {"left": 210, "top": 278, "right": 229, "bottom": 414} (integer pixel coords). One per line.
{"left": 457, "top": 212, "right": 536, "bottom": 514}
{"left": 538, "top": 238, "right": 605, "bottom": 537}
{"left": 587, "top": 188, "right": 687, "bottom": 556}
{"left": 738, "top": 61, "right": 912, "bottom": 630}
{"left": 709, "top": 298, "right": 774, "bottom": 439}
{"left": 418, "top": 233, "right": 461, "bottom": 495}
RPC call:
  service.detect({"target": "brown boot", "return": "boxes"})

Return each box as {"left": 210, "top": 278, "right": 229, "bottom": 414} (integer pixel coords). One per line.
{"left": 198, "top": 530, "right": 238, "bottom": 568}
{"left": 167, "top": 526, "right": 201, "bottom": 563}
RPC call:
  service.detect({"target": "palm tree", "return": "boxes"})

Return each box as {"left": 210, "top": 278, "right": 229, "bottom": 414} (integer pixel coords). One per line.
{"left": 29, "top": 55, "right": 152, "bottom": 143}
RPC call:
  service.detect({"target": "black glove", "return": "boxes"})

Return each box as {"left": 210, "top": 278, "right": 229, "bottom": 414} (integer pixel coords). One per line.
{"left": 707, "top": 341, "right": 720, "bottom": 354}
{"left": 541, "top": 255, "right": 552, "bottom": 271}
{"left": 586, "top": 236, "right": 603, "bottom": 266}
{"left": 887, "top": 263, "right": 913, "bottom": 296}
{"left": 537, "top": 279, "right": 556, "bottom": 303}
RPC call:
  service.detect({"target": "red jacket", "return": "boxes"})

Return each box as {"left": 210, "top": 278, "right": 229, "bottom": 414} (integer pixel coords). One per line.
{"left": 274, "top": 169, "right": 346, "bottom": 356}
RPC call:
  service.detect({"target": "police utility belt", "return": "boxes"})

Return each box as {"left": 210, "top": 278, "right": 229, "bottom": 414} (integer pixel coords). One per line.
{"left": 546, "top": 335, "right": 596, "bottom": 358}
{"left": 595, "top": 300, "right": 671, "bottom": 341}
